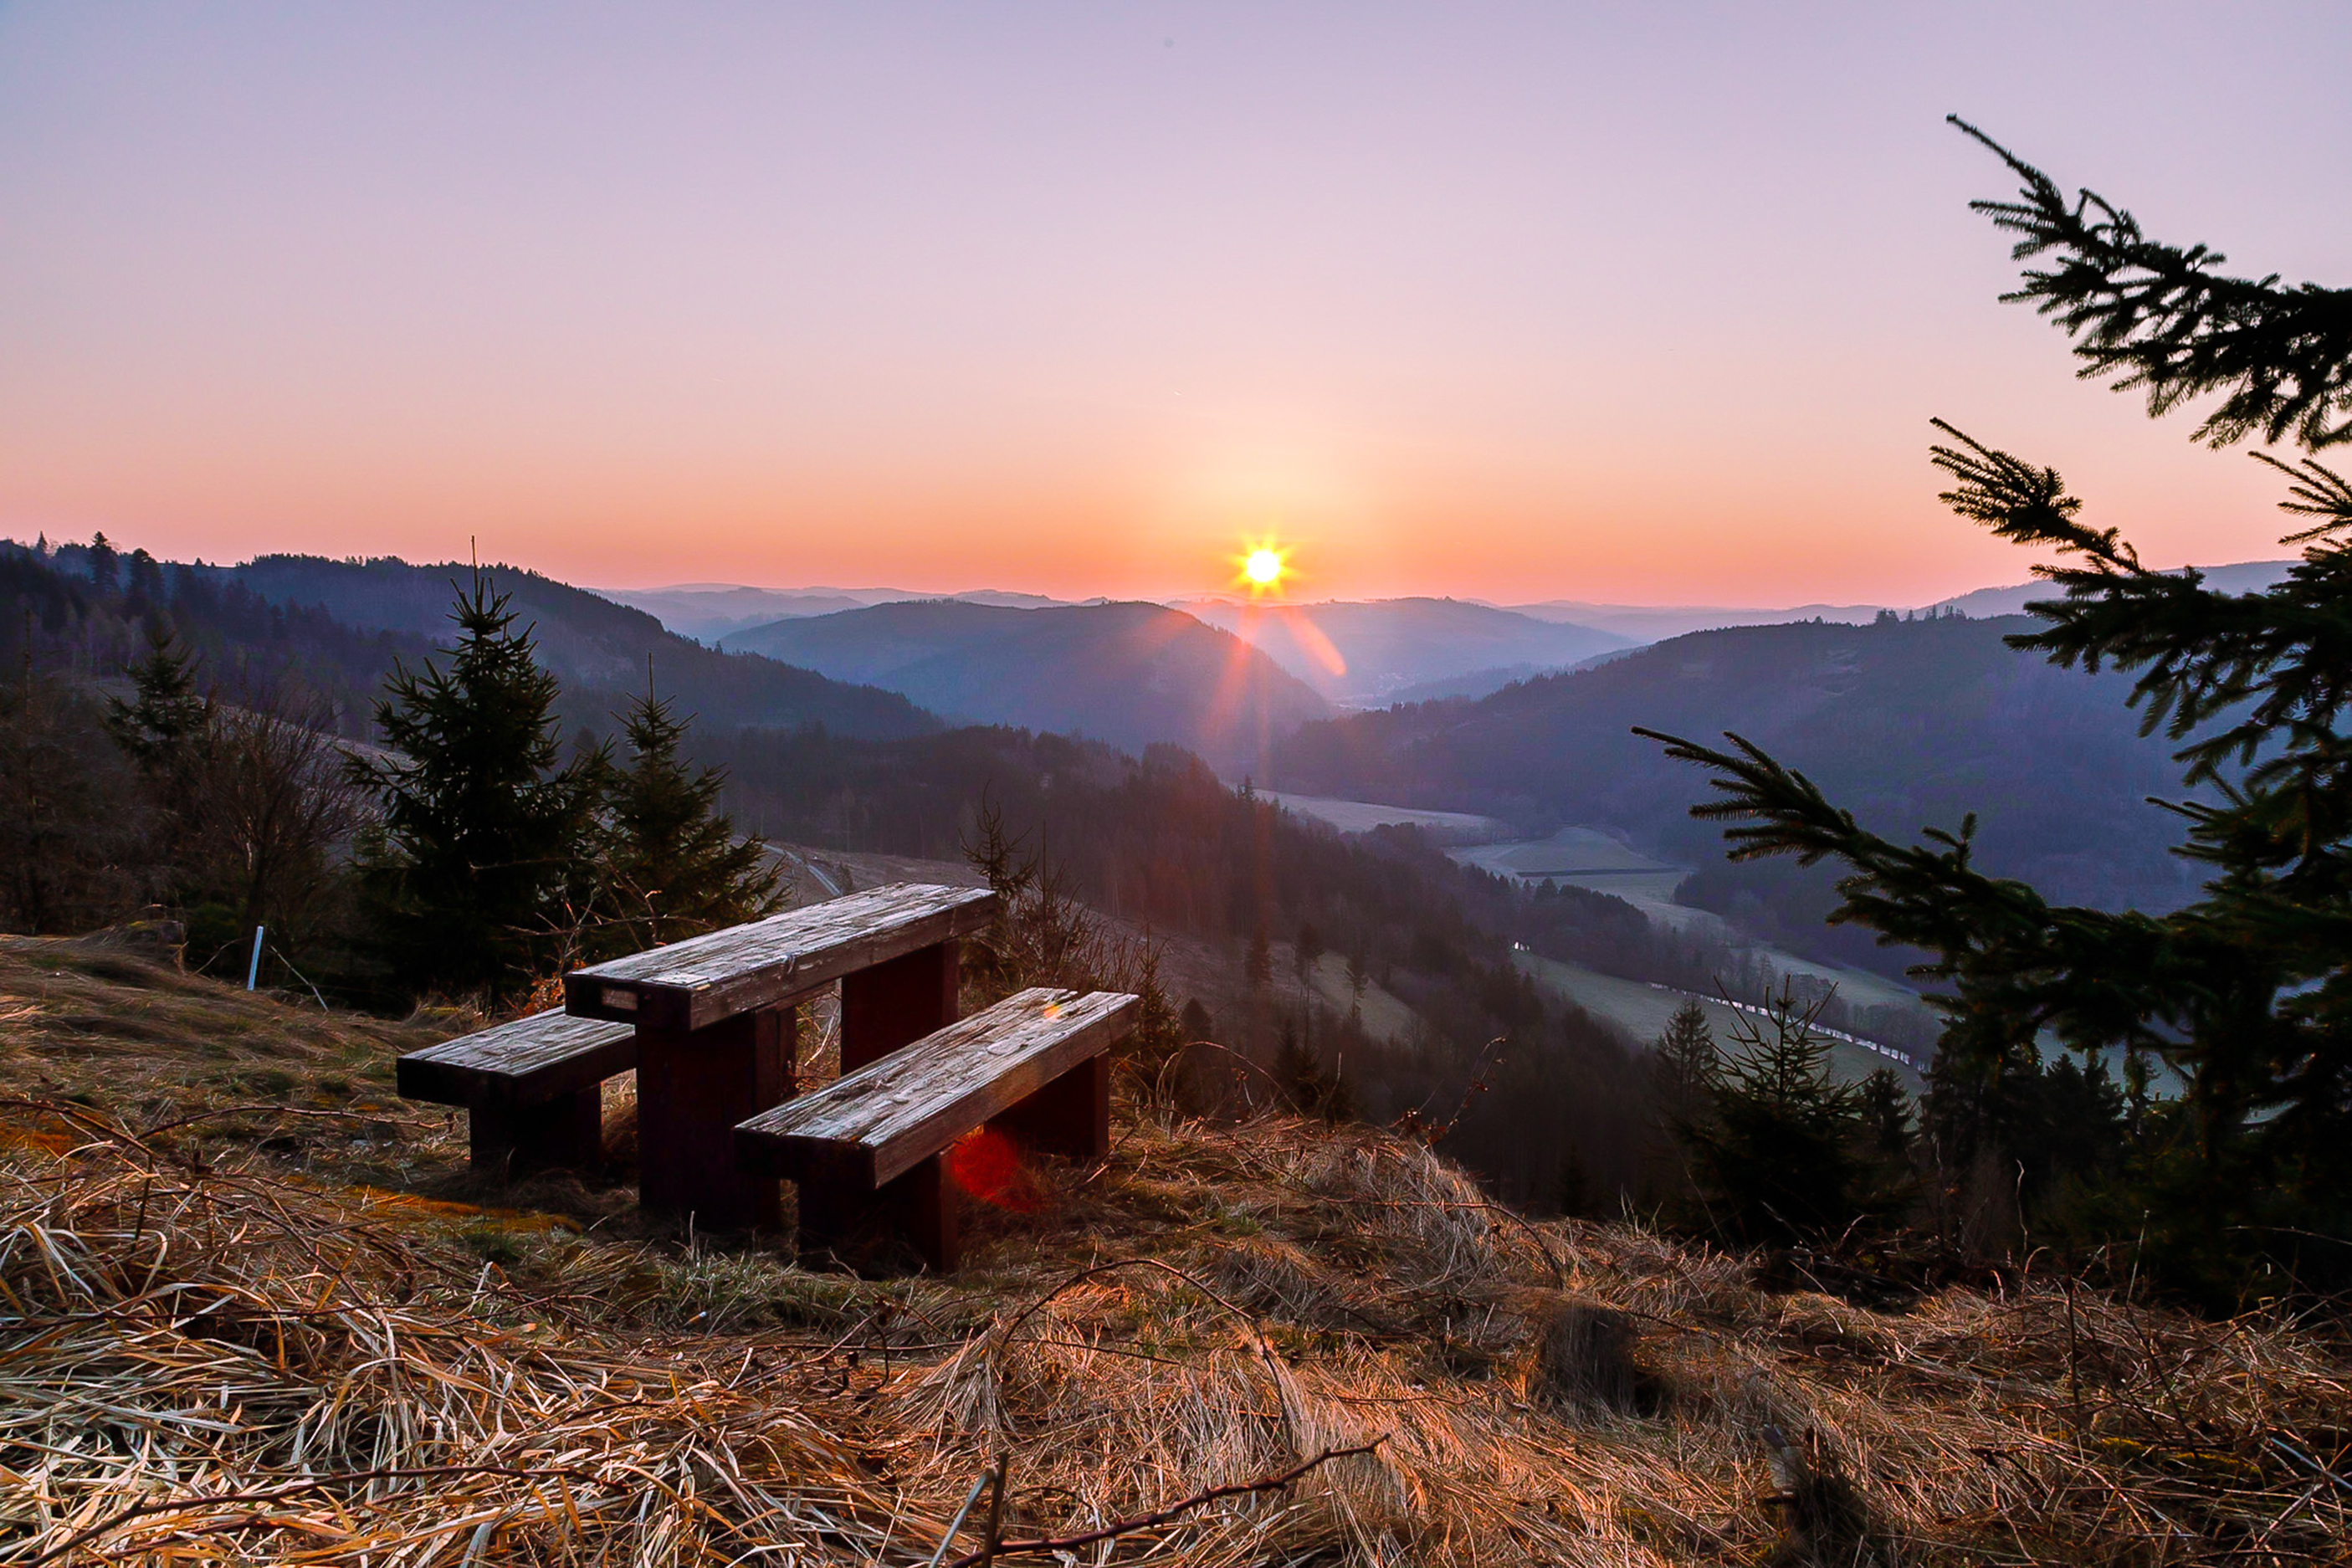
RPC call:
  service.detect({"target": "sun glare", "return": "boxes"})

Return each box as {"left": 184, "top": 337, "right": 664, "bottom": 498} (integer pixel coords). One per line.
{"left": 1234, "top": 539, "right": 1291, "bottom": 597}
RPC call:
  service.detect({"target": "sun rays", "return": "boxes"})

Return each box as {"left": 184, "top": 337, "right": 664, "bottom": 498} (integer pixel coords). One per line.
{"left": 1232, "top": 538, "right": 1292, "bottom": 598}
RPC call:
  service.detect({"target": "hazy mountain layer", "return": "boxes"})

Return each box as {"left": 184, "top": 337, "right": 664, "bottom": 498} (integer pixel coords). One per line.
{"left": 1925, "top": 560, "right": 2297, "bottom": 618}
{"left": 1177, "top": 596, "right": 1627, "bottom": 705}
{"left": 1505, "top": 599, "right": 1892, "bottom": 641}
{"left": 721, "top": 599, "right": 1327, "bottom": 767}
{"left": 606, "top": 583, "right": 1079, "bottom": 642}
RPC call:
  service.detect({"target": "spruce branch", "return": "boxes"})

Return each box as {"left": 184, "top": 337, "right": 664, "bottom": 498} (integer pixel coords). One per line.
{"left": 1927, "top": 419, "right": 2128, "bottom": 569}
{"left": 1950, "top": 115, "right": 2352, "bottom": 451}
{"left": 2255, "top": 451, "right": 2352, "bottom": 543}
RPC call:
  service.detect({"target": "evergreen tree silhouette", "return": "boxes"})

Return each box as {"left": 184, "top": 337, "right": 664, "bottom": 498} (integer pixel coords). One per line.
{"left": 352, "top": 568, "right": 593, "bottom": 1001}
{"left": 1243, "top": 926, "right": 1273, "bottom": 988}
{"left": 599, "top": 670, "right": 782, "bottom": 951}
{"left": 1673, "top": 987, "right": 1871, "bottom": 1245}
{"left": 1651, "top": 999, "right": 1718, "bottom": 1133}
{"left": 1642, "top": 120, "right": 2352, "bottom": 1301}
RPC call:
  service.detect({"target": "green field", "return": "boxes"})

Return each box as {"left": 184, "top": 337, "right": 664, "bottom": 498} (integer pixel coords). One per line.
{"left": 1514, "top": 951, "right": 1924, "bottom": 1088}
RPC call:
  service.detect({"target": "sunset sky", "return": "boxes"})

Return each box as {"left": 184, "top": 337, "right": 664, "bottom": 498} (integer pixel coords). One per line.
{"left": 4, "top": 3, "right": 2349, "bottom": 606}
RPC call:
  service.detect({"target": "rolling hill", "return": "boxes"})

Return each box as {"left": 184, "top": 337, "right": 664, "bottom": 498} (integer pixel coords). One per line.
{"left": 604, "top": 583, "right": 1080, "bottom": 642}
{"left": 1273, "top": 612, "right": 2206, "bottom": 971}
{"left": 1177, "top": 596, "right": 1629, "bottom": 705}
{"left": 218, "top": 555, "right": 937, "bottom": 740}
{"left": 720, "top": 599, "right": 1328, "bottom": 766}
{"left": 1925, "top": 559, "right": 2298, "bottom": 618}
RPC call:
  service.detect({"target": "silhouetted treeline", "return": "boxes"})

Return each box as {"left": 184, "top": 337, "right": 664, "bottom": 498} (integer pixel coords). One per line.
{"left": 5, "top": 538, "right": 430, "bottom": 735}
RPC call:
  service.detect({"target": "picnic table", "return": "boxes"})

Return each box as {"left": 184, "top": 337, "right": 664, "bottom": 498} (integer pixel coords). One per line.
{"left": 400, "top": 881, "right": 1139, "bottom": 1269}
{"left": 561, "top": 882, "right": 997, "bottom": 1228}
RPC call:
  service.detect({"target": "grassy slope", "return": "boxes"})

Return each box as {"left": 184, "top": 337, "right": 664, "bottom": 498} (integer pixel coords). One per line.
{"left": 3, "top": 942, "right": 2344, "bottom": 1565}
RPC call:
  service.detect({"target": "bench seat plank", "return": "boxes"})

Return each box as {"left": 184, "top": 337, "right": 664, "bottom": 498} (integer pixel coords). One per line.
{"left": 563, "top": 883, "right": 997, "bottom": 1033}
{"left": 736, "top": 986, "right": 1135, "bottom": 1188}
{"left": 397, "top": 1012, "right": 638, "bottom": 1108}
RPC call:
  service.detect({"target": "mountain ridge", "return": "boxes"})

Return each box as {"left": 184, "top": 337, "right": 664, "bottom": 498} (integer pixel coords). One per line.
{"left": 210, "top": 552, "right": 940, "bottom": 740}
{"left": 720, "top": 597, "right": 1329, "bottom": 768}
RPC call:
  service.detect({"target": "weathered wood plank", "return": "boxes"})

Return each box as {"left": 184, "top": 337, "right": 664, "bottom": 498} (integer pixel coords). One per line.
{"left": 397, "top": 1011, "right": 638, "bottom": 1108}
{"left": 562, "top": 884, "right": 997, "bottom": 1032}
{"left": 735, "top": 987, "right": 1135, "bottom": 1188}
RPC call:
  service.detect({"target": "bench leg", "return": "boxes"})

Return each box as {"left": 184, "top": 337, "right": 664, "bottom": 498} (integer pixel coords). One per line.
{"left": 636, "top": 1007, "right": 793, "bottom": 1230}
{"left": 795, "top": 1155, "right": 958, "bottom": 1273}
{"left": 840, "top": 940, "right": 958, "bottom": 1073}
{"left": 989, "top": 1053, "right": 1110, "bottom": 1164}
{"left": 889, "top": 1154, "right": 959, "bottom": 1272}
{"left": 469, "top": 1086, "right": 604, "bottom": 1179}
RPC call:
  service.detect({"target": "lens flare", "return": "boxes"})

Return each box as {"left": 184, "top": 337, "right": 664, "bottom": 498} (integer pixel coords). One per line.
{"left": 944, "top": 1125, "right": 1040, "bottom": 1211}
{"left": 1232, "top": 538, "right": 1292, "bottom": 597}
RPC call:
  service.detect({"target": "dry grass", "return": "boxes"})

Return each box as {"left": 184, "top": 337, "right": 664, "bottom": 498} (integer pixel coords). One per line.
{"left": 3, "top": 938, "right": 2349, "bottom": 1565}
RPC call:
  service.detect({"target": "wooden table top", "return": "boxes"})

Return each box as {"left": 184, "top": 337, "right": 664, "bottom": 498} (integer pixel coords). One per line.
{"left": 563, "top": 882, "right": 998, "bottom": 1032}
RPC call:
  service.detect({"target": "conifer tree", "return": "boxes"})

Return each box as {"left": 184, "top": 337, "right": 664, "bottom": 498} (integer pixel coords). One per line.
{"left": 351, "top": 569, "right": 592, "bottom": 1000}
{"left": 1294, "top": 921, "right": 1322, "bottom": 985}
{"left": 0, "top": 662, "right": 139, "bottom": 932}
{"left": 1651, "top": 999, "right": 1718, "bottom": 1130}
{"left": 599, "top": 676, "right": 782, "bottom": 951}
{"left": 1673, "top": 988, "right": 1873, "bottom": 1244}
{"left": 1642, "top": 120, "right": 2352, "bottom": 1300}
{"left": 1244, "top": 926, "right": 1273, "bottom": 988}
{"left": 105, "top": 627, "right": 214, "bottom": 875}
{"left": 105, "top": 627, "right": 211, "bottom": 776}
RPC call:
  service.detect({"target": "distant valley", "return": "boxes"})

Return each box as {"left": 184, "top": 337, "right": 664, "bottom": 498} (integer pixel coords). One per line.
{"left": 1272, "top": 611, "right": 2206, "bottom": 976}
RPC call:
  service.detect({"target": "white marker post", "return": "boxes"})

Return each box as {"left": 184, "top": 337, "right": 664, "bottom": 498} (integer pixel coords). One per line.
{"left": 246, "top": 925, "right": 265, "bottom": 991}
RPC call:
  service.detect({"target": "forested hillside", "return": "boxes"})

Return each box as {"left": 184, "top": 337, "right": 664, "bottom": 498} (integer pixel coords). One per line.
{"left": 216, "top": 552, "right": 938, "bottom": 739}
{"left": 1274, "top": 612, "right": 2200, "bottom": 971}
{"left": 3, "top": 541, "right": 434, "bottom": 737}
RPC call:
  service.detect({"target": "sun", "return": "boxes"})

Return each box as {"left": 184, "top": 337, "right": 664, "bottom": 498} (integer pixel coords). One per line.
{"left": 1232, "top": 538, "right": 1292, "bottom": 597}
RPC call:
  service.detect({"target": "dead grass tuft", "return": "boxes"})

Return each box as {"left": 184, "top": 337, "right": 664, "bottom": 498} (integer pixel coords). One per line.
{"left": 2, "top": 954, "right": 2349, "bottom": 1564}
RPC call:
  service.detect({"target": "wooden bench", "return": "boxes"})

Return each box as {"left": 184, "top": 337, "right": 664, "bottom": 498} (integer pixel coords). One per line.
{"left": 735, "top": 986, "right": 1135, "bottom": 1270}
{"left": 562, "top": 883, "right": 998, "bottom": 1229}
{"left": 396, "top": 1011, "right": 637, "bottom": 1176}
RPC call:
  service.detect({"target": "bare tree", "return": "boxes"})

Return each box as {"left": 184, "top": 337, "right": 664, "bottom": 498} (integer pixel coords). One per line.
{"left": 187, "top": 694, "right": 366, "bottom": 949}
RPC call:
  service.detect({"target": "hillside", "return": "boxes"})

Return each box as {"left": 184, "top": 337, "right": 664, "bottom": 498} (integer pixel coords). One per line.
{"left": 4, "top": 937, "right": 2344, "bottom": 1565}
{"left": 606, "top": 584, "right": 1079, "bottom": 643}
{"left": 1274, "top": 614, "right": 2202, "bottom": 971}
{"left": 1179, "top": 596, "right": 1629, "bottom": 705}
{"left": 2, "top": 540, "right": 432, "bottom": 738}
{"left": 1507, "top": 599, "right": 1892, "bottom": 642}
{"left": 599, "top": 583, "right": 874, "bottom": 638}
{"left": 722, "top": 599, "right": 1329, "bottom": 768}
{"left": 218, "top": 553, "right": 938, "bottom": 740}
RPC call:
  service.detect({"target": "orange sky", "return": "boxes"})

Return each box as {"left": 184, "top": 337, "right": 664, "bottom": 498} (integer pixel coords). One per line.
{"left": 4, "top": 5, "right": 2348, "bottom": 606}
